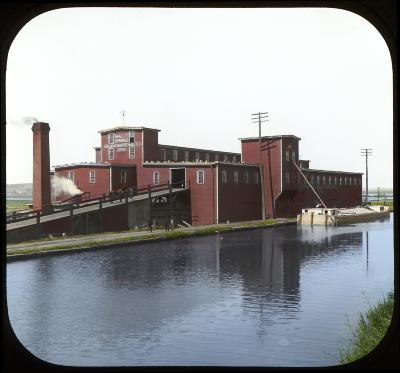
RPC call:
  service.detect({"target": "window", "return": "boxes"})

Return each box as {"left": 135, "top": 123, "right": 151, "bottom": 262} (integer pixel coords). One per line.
{"left": 121, "top": 170, "right": 127, "bottom": 184}
{"left": 232, "top": 155, "right": 236, "bottom": 163}
{"left": 344, "top": 177, "right": 347, "bottom": 186}
{"left": 317, "top": 175, "right": 320, "bottom": 185}
{"left": 173, "top": 149, "right": 178, "bottom": 161}
{"left": 215, "top": 154, "right": 219, "bottom": 161}
{"left": 349, "top": 177, "right": 352, "bottom": 186}
{"left": 153, "top": 172, "right": 160, "bottom": 184}
{"left": 292, "top": 150, "right": 296, "bottom": 161}
{"left": 184, "top": 151, "right": 189, "bottom": 161}
{"left": 89, "top": 170, "right": 95, "bottom": 183}
{"left": 68, "top": 171, "right": 74, "bottom": 181}
{"left": 195, "top": 152, "right": 200, "bottom": 161}
{"left": 255, "top": 172, "right": 259, "bottom": 184}
{"left": 339, "top": 177, "right": 342, "bottom": 185}
{"left": 311, "top": 175, "right": 314, "bottom": 184}
{"left": 197, "top": 170, "right": 205, "bottom": 184}
{"left": 205, "top": 153, "right": 209, "bottom": 162}
{"left": 224, "top": 154, "right": 228, "bottom": 162}
{"left": 108, "top": 132, "right": 114, "bottom": 144}
{"left": 234, "top": 170, "right": 239, "bottom": 184}
{"left": 322, "top": 176, "right": 326, "bottom": 185}
{"left": 161, "top": 148, "right": 166, "bottom": 161}
{"left": 129, "top": 130, "right": 134, "bottom": 143}
{"left": 244, "top": 172, "right": 249, "bottom": 184}
{"left": 129, "top": 146, "right": 135, "bottom": 159}
{"left": 109, "top": 148, "right": 114, "bottom": 160}
{"left": 221, "top": 169, "right": 227, "bottom": 183}
{"left": 286, "top": 172, "right": 290, "bottom": 184}
{"left": 286, "top": 150, "right": 290, "bottom": 161}
{"left": 328, "top": 176, "right": 332, "bottom": 185}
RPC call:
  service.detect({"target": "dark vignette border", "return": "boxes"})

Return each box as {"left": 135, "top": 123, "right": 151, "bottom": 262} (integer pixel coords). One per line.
{"left": 1, "top": 1, "right": 398, "bottom": 372}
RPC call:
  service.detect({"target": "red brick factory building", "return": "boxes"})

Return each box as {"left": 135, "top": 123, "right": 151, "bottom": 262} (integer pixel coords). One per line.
{"left": 32, "top": 121, "right": 362, "bottom": 227}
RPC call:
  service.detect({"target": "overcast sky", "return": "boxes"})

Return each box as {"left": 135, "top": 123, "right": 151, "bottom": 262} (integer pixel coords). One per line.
{"left": 6, "top": 7, "right": 393, "bottom": 189}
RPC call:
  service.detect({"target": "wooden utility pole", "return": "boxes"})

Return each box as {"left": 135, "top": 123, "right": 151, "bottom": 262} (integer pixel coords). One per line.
{"left": 361, "top": 148, "right": 372, "bottom": 205}
{"left": 251, "top": 112, "right": 268, "bottom": 220}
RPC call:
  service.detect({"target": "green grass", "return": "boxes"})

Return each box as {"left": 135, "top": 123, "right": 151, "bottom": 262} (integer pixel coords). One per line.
{"left": 339, "top": 291, "right": 394, "bottom": 364}
{"left": 6, "top": 199, "right": 32, "bottom": 212}
{"left": 370, "top": 200, "right": 393, "bottom": 207}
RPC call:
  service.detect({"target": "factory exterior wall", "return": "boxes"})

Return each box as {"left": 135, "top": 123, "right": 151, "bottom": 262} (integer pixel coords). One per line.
{"left": 55, "top": 166, "right": 110, "bottom": 200}
{"left": 100, "top": 129, "right": 141, "bottom": 165}
{"left": 158, "top": 145, "right": 240, "bottom": 163}
{"left": 139, "top": 166, "right": 171, "bottom": 187}
{"left": 281, "top": 137, "right": 300, "bottom": 190}
{"left": 141, "top": 165, "right": 214, "bottom": 225}
{"left": 217, "top": 164, "right": 262, "bottom": 223}
{"left": 143, "top": 129, "right": 160, "bottom": 162}
{"left": 241, "top": 138, "right": 283, "bottom": 218}
{"left": 110, "top": 165, "right": 137, "bottom": 191}
{"left": 185, "top": 166, "right": 214, "bottom": 226}
{"left": 275, "top": 170, "right": 363, "bottom": 217}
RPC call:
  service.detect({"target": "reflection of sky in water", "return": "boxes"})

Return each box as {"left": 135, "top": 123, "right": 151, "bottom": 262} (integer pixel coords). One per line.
{"left": 7, "top": 215, "right": 393, "bottom": 366}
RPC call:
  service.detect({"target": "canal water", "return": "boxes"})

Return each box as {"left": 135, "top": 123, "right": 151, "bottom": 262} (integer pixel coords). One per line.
{"left": 6, "top": 215, "right": 394, "bottom": 367}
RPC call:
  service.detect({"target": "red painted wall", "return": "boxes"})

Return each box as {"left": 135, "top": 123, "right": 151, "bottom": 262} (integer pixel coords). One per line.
{"left": 139, "top": 166, "right": 171, "bottom": 187}
{"left": 217, "top": 164, "right": 262, "bottom": 223}
{"left": 55, "top": 167, "right": 110, "bottom": 200}
{"left": 241, "top": 138, "right": 282, "bottom": 218}
{"left": 110, "top": 165, "right": 137, "bottom": 191}
{"left": 100, "top": 129, "right": 141, "bottom": 165}
{"left": 185, "top": 167, "right": 215, "bottom": 225}
{"left": 143, "top": 130, "right": 160, "bottom": 162}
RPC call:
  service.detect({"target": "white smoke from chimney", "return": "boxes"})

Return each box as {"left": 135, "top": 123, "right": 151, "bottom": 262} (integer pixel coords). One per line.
{"left": 8, "top": 116, "right": 39, "bottom": 127}
{"left": 51, "top": 175, "right": 82, "bottom": 200}
{"left": 22, "top": 116, "right": 39, "bottom": 125}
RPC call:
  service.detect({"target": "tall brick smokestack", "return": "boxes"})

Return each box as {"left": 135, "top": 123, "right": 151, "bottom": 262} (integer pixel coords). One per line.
{"left": 32, "top": 122, "right": 51, "bottom": 211}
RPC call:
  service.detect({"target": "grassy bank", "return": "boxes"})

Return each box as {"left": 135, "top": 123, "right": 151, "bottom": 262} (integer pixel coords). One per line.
{"left": 369, "top": 200, "right": 393, "bottom": 208}
{"left": 7, "top": 218, "right": 295, "bottom": 258}
{"left": 6, "top": 199, "right": 32, "bottom": 212}
{"left": 339, "top": 291, "right": 394, "bottom": 364}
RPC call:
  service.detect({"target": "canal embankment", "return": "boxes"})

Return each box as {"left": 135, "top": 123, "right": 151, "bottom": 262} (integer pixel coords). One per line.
{"left": 339, "top": 290, "right": 394, "bottom": 364}
{"left": 7, "top": 218, "right": 296, "bottom": 260}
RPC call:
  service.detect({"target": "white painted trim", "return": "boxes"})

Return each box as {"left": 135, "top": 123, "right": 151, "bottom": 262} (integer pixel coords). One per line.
{"left": 109, "top": 167, "right": 112, "bottom": 191}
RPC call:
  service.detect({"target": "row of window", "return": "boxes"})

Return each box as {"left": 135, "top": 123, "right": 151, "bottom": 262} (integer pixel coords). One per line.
{"left": 221, "top": 169, "right": 258, "bottom": 184}
{"left": 161, "top": 148, "right": 238, "bottom": 163}
{"left": 285, "top": 149, "right": 296, "bottom": 162}
{"left": 108, "top": 146, "right": 135, "bottom": 160}
{"left": 67, "top": 170, "right": 128, "bottom": 184}
{"left": 108, "top": 131, "right": 135, "bottom": 144}
{"left": 286, "top": 172, "right": 361, "bottom": 186}
{"left": 152, "top": 169, "right": 259, "bottom": 185}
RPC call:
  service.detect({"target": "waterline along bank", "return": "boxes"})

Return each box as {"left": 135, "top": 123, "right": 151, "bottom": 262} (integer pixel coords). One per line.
{"left": 7, "top": 218, "right": 296, "bottom": 259}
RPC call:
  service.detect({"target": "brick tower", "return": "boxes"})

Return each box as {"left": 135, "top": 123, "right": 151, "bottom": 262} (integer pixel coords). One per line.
{"left": 32, "top": 122, "right": 51, "bottom": 211}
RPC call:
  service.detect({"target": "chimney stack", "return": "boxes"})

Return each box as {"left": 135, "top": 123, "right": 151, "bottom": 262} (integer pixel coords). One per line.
{"left": 94, "top": 147, "right": 101, "bottom": 163}
{"left": 32, "top": 122, "right": 51, "bottom": 211}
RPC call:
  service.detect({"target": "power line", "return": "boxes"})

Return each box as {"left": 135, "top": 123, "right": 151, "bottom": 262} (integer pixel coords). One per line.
{"left": 361, "top": 148, "right": 372, "bottom": 205}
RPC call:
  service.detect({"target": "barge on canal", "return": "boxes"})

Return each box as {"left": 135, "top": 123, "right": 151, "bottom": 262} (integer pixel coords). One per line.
{"left": 297, "top": 205, "right": 391, "bottom": 226}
